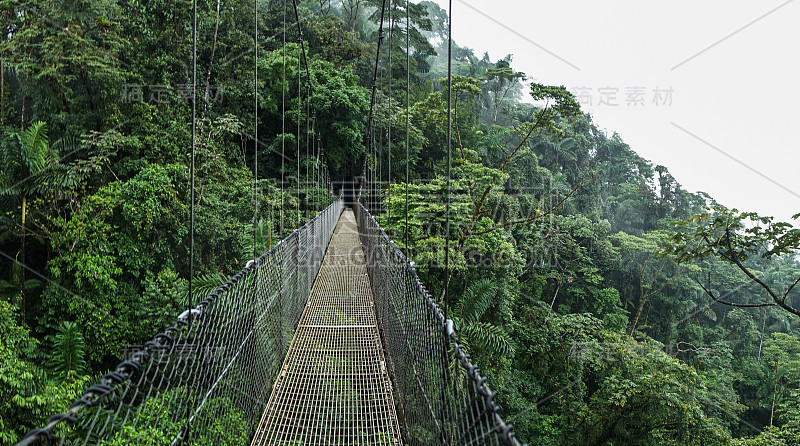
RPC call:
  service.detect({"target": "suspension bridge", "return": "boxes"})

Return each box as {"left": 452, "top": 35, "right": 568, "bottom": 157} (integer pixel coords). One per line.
{"left": 17, "top": 199, "right": 524, "bottom": 446}
{"left": 14, "top": 0, "right": 527, "bottom": 443}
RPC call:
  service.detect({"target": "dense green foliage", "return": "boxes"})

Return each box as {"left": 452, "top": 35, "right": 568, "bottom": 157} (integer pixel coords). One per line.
{"left": 98, "top": 388, "right": 248, "bottom": 446}
{"left": 1, "top": 0, "right": 798, "bottom": 444}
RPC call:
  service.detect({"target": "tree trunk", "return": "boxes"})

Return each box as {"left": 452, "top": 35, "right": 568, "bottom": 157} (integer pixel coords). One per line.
{"left": 757, "top": 307, "right": 767, "bottom": 361}
{"left": 629, "top": 274, "right": 647, "bottom": 335}
{"left": 549, "top": 279, "right": 561, "bottom": 309}
{"left": 770, "top": 363, "right": 779, "bottom": 426}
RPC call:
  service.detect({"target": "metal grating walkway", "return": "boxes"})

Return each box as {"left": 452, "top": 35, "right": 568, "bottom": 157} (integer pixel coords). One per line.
{"left": 251, "top": 209, "right": 402, "bottom": 446}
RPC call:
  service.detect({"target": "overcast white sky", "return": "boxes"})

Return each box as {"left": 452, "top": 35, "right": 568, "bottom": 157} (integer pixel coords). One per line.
{"left": 430, "top": 0, "right": 800, "bottom": 224}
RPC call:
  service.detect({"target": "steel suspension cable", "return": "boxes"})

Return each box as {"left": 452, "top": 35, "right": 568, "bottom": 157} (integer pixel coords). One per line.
{"left": 373, "top": 117, "right": 377, "bottom": 212}
{"left": 373, "top": 122, "right": 375, "bottom": 212}
{"left": 296, "top": 36, "right": 301, "bottom": 229}
{"left": 253, "top": 0, "right": 259, "bottom": 259}
{"left": 189, "top": 0, "right": 197, "bottom": 310}
{"left": 312, "top": 118, "right": 317, "bottom": 212}
{"left": 280, "top": 0, "right": 286, "bottom": 237}
{"left": 184, "top": 0, "right": 198, "bottom": 439}
{"left": 444, "top": 0, "right": 452, "bottom": 318}
{"left": 405, "top": 0, "right": 410, "bottom": 255}
{"left": 318, "top": 129, "right": 322, "bottom": 209}
{"left": 289, "top": 0, "right": 315, "bottom": 224}
{"left": 305, "top": 83, "right": 310, "bottom": 216}
{"left": 378, "top": 63, "right": 383, "bottom": 221}
{"left": 365, "top": 0, "right": 387, "bottom": 213}
{"left": 291, "top": 0, "right": 313, "bottom": 94}
{"left": 443, "top": 2, "right": 453, "bottom": 441}
{"left": 387, "top": 0, "right": 392, "bottom": 234}
{"left": 311, "top": 117, "right": 315, "bottom": 211}
{"left": 315, "top": 120, "right": 320, "bottom": 212}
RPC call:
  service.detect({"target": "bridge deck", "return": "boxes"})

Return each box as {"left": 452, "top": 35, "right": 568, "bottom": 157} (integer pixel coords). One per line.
{"left": 251, "top": 209, "right": 402, "bottom": 446}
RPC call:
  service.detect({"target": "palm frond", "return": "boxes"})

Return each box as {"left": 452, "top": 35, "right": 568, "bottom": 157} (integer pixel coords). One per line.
{"left": 181, "top": 272, "right": 227, "bottom": 304}
{"left": 458, "top": 321, "right": 515, "bottom": 357}
{"left": 17, "top": 121, "right": 49, "bottom": 174}
{"left": 51, "top": 135, "right": 80, "bottom": 157}
{"left": 461, "top": 278, "right": 497, "bottom": 323}
{"left": 21, "top": 163, "right": 81, "bottom": 195}
{"left": 0, "top": 131, "right": 21, "bottom": 169}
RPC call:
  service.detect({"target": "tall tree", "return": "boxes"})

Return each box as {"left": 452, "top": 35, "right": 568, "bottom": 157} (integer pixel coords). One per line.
{"left": 762, "top": 333, "right": 800, "bottom": 426}
{"left": 0, "top": 122, "right": 77, "bottom": 320}
{"left": 483, "top": 58, "right": 525, "bottom": 124}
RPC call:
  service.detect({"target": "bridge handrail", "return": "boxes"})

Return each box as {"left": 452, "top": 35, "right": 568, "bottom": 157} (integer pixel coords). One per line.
{"left": 354, "top": 202, "right": 526, "bottom": 446}
{"left": 17, "top": 199, "right": 344, "bottom": 446}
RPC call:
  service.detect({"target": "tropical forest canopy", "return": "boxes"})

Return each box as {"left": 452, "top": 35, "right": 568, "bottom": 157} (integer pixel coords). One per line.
{"left": 1, "top": 0, "right": 799, "bottom": 444}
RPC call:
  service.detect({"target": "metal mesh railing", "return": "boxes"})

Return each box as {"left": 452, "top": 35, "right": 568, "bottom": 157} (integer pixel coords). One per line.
{"left": 17, "top": 199, "right": 344, "bottom": 446}
{"left": 354, "top": 202, "right": 526, "bottom": 446}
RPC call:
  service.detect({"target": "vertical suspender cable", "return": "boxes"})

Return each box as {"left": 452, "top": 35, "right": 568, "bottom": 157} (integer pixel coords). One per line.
{"left": 296, "top": 37, "right": 301, "bottom": 228}
{"left": 189, "top": 1, "right": 197, "bottom": 316}
{"left": 306, "top": 84, "right": 310, "bottom": 216}
{"left": 189, "top": 0, "right": 197, "bottom": 318}
{"left": 373, "top": 117, "right": 376, "bottom": 212}
{"left": 315, "top": 122, "right": 320, "bottom": 212}
{"left": 405, "top": 0, "right": 410, "bottom": 253}
{"left": 291, "top": 0, "right": 313, "bottom": 225}
{"left": 378, "top": 65, "right": 382, "bottom": 220}
{"left": 365, "top": 0, "right": 387, "bottom": 213}
{"left": 281, "top": 0, "right": 286, "bottom": 237}
{"left": 312, "top": 119, "right": 316, "bottom": 212}
{"left": 292, "top": 0, "right": 311, "bottom": 223}
{"left": 442, "top": 2, "right": 453, "bottom": 442}
{"left": 444, "top": 0, "right": 452, "bottom": 318}
{"left": 184, "top": 0, "right": 198, "bottom": 439}
{"left": 311, "top": 120, "right": 314, "bottom": 210}
{"left": 387, "top": 0, "right": 392, "bottom": 233}
{"left": 367, "top": 116, "right": 378, "bottom": 212}
{"left": 253, "top": 0, "right": 259, "bottom": 259}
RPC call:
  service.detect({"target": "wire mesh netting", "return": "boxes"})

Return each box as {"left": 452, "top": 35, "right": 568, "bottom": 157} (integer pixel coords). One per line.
{"left": 17, "top": 200, "right": 344, "bottom": 446}
{"left": 354, "top": 202, "right": 526, "bottom": 446}
{"left": 251, "top": 209, "right": 402, "bottom": 446}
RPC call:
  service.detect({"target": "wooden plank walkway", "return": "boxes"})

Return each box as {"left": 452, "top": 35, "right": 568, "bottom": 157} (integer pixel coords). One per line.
{"left": 250, "top": 209, "right": 402, "bottom": 446}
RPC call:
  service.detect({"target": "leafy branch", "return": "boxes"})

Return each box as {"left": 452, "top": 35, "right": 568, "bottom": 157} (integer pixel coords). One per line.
{"left": 664, "top": 205, "right": 800, "bottom": 316}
